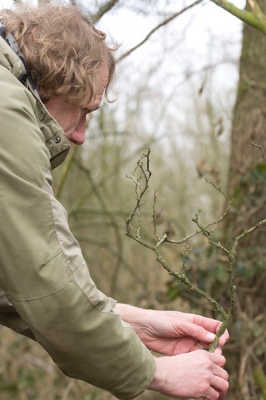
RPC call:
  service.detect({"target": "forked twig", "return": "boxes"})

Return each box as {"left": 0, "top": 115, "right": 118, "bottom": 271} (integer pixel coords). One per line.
{"left": 124, "top": 149, "right": 266, "bottom": 350}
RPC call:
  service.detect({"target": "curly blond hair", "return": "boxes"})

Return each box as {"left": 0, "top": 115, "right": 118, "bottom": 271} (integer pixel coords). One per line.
{"left": 1, "top": 3, "right": 117, "bottom": 106}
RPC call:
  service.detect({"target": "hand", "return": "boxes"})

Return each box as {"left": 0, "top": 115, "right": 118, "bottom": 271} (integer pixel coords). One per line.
{"left": 149, "top": 348, "right": 229, "bottom": 400}
{"left": 114, "top": 304, "right": 229, "bottom": 355}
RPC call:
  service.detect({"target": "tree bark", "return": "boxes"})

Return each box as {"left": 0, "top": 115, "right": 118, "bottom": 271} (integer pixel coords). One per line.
{"left": 223, "top": 3, "right": 266, "bottom": 397}
{"left": 225, "top": 0, "right": 266, "bottom": 249}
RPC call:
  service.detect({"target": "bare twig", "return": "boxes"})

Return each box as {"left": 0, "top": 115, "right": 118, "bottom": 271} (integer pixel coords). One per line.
{"left": 251, "top": 131, "right": 266, "bottom": 162}
{"left": 118, "top": 0, "right": 203, "bottom": 61}
{"left": 211, "top": 0, "right": 266, "bottom": 36}
{"left": 90, "top": 0, "right": 120, "bottom": 24}
{"left": 125, "top": 149, "right": 266, "bottom": 350}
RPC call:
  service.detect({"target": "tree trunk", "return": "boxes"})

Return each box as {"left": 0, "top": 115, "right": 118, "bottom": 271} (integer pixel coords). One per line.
{"left": 226, "top": 1, "right": 266, "bottom": 247}
{"left": 223, "top": 2, "right": 266, "bottom": 398}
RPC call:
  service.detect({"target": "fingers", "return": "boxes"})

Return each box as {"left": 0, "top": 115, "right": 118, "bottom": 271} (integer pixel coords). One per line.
{"left": 179, "top": 320, "right": 217, "bottom": 344}
{"left": 212, "top": 379, "right": 229, "bottom": 396}
{"left": 209, "top": 355, "right": 229, "bottom": 397}
{"left": 200, "top": 328, "right": 229, "bottom": 348}
{"left": 213, "top": 346, "right": 222, "bottom": 356}
{"left": 185, "top": 313, "right": 230, "bottom": 347}
{"left": 209, "top": 351, "right": 226, "bottom": 367}
{"left": 218, "top": 329, "right": 229, "bottom": 346}
{"left": 211, "top": 375, "right": 229, "bottom": 398}
{"left": 218, "top": 390, "right": 228, "bottom": 400}
{"left": 182, "top": 320, "right": 229, "bottom": 350}
{"left": 149, "top": 351, "right": 229, "bottom": 400}
{"left": 206, "top": 361, "right": 229, "bottom": 400}
{"left": 205, "top": 385, "right": 228, "bottom": 400}
{"left": 212, "top": 365, "right": 229, "bottom": 383}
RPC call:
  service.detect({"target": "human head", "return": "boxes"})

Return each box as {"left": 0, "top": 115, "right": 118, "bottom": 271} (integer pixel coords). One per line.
{"left": 0, "top": 2, "right": 117, "bottom": 106}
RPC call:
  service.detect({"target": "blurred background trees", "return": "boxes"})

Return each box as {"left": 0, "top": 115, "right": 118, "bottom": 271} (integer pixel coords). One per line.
{"left": 1, "top": 0, "right": 266, "bottom": 399}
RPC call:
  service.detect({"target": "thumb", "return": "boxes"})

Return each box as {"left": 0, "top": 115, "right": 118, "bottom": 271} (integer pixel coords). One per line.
{"left": 178, "top": 320, "right": 215, "bottom": 343}
{"left": 180, "top": 320, "right": 216, "bottom": 343}
{"left": 204, "top": 331, "right": 216, "bottom": 342}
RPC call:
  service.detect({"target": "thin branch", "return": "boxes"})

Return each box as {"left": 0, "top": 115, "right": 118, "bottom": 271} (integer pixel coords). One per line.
{"left": 125, "top": 149, "right": 266, "bottom": 351}
{"left": 251, "top": 131, "right": 266, "bottom": 162}
{"left": 90, "top": 0, "right": 120, "bottom": 24}
{"left": 75, "top": 235, "right": 147, "bottom": 287}
{"left": 125, "top": 149, "right": 152, "bottom": 237}
{"left": 210, "top": 0, "right": 266, "bottom": 35}
{"left": 118, "top": 0, "right": 204, "bottom": 61}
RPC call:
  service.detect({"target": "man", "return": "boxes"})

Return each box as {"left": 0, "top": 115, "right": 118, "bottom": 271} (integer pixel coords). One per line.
{"left": 0, "top": 3, "right": 229, "bottom": 399}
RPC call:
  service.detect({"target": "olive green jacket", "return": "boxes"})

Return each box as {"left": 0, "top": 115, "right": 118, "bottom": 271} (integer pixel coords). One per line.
{"left": 0, "top": 36, "right": 155, "bottom": 399}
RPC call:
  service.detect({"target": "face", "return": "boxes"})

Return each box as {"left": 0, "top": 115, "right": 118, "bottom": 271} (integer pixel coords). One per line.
{"left": 44, "top": 62, "right": 109, "bottom": 145}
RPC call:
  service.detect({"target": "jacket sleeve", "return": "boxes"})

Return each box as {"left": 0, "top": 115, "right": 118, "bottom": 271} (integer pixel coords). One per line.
{"left": 0, "top": 66, "right": 156, "bottom": 399}
{"left": 0, "top": 288, "right": 36, "bottom": 340}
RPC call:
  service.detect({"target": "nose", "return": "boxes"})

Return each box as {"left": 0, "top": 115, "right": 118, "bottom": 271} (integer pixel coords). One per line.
{"left": 69, "top": 115, "right": 87, "bottom": 145}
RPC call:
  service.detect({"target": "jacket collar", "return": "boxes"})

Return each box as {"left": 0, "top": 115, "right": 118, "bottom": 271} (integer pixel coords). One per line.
{"left": 0, "top": 33, "right": 70, "bottom": 169}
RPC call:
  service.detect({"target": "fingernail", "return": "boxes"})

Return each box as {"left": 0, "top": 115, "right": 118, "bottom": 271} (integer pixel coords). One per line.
{"left": 206, "top": 332, "right": 216, "bottom": 341}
